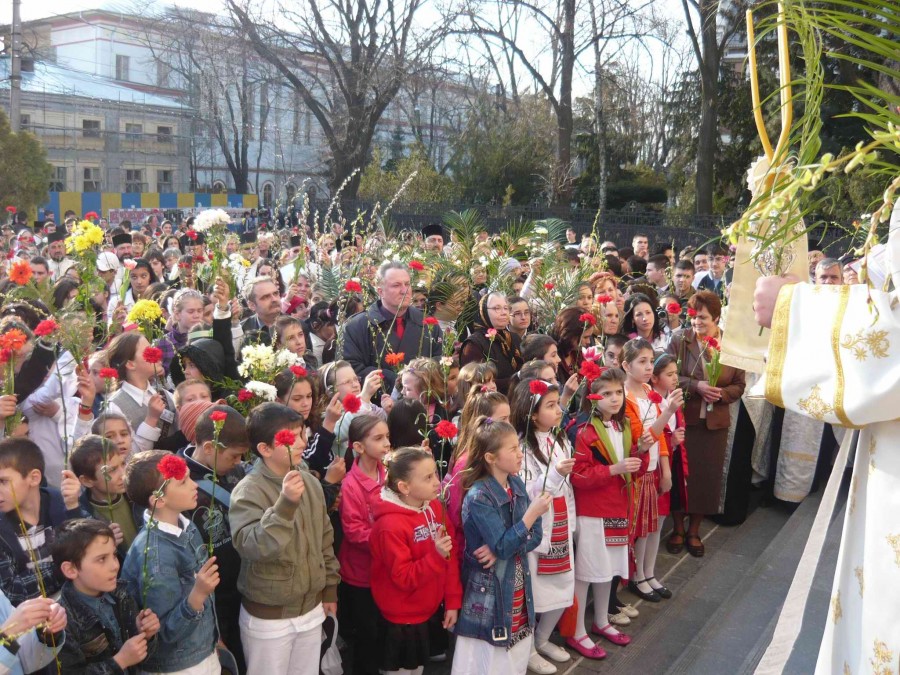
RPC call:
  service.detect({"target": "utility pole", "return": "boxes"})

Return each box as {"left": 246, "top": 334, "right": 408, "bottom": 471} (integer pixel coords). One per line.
{"left": 10, "top": 0, "right": 22, "bottom": 131}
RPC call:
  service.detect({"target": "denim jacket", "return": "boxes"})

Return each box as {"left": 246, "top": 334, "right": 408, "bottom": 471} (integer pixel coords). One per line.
{"left": 454, "top": 475, "right": 541, "bottom": 647}
{"left": 121, "top": 515, "right": 217, "bottom": 672}
{"left": 57, "top": 580, "right": 158, "bottom": 674}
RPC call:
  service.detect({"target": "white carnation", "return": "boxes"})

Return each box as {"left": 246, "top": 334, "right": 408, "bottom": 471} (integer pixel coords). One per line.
{"left": 245, "top": 380, "right": 277, "bottom": 401}
{"left": 193, "top": 208, "right": 231, "bottom": 232}
{"left": 275, "top": 348, "right": 302, "bottom": 369}
{"left": 238, "top": 343, "right": 276, "bottom": 378}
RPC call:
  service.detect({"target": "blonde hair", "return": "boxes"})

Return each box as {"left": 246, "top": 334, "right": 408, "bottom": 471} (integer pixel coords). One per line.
{"left": 402, "top": 358, "right": 446, "bottom": 404}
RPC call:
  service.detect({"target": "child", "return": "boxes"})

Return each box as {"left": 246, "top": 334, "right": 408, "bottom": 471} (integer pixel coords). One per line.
{"left": 174, "top": 379, "right": 212, "bottom": 408}
{"left": 603, "top": 334, "right": 628, "bottom": 369}
{"left": 70, "top": 435, "right": 138, "bottom": 554}
{"left": 399, "top": 358, "right": 451, "bottom": 466}
{"left": 651, "top": 355, "right": 690, "bottom": 555}
{"left": 0, "top": 437, "right": 87, "bottom": 605}
{"left": 92, "top": 412, "right": 135, "bottom": 456}
{"left": 339, "top": 415, "right": 390, "bottom": 675}
{"left": 452, "top": 362, "right": 497, "bottom": 417}
{"left": 180, "top": 404, "right": 250, "bottom": 671}
{"left": 105, "top": 332, "right": 181, "bottom": 452}
{"left": 510, "top": 380, "right": 576, "bottom": 674}
{"left": 229, "top": 402, "right": 340, "bottom": 675}
{"left": 622, "top": 338, "right": 682, "bottom": 602}
{"left": 319, "top": 360, "right": 386, "bottom": 455}
{"left": 452, "top": 417, "right": 550, "bottom": 674}
{"left": 55, "top": 518, "right": 161, "bottom": 673}
{"left": 121, "top": 451, "right": 221, "bottom": 674}
{"left": 569, "top": 369, "right": 651, "bottom": 659}
{"left": 370, "top": 447, "right": 463, "bottom": 675}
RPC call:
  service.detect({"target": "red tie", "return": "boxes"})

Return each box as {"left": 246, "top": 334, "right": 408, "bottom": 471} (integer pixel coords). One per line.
{"left": 394, "top": 316, "right": 405, "bottom": 340}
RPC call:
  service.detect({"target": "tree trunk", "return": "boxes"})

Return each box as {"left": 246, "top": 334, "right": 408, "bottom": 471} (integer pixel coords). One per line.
{"left": 695, "top": 0, "right": 720, "bottom": 215}
{"left": 555, "top": 0, "right": 576, "bottom": 204}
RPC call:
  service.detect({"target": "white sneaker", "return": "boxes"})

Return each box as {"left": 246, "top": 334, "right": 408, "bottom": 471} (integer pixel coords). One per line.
{"left": 618, "top": 603, "right": 639, "bottom": 618}
{"left": 608, "top": 610, "right": 631, "bottom": 626}
{"left": 528, "top": 651, "right": 558, "bottom": 674}
{"left": 537, "top": 641, "right": 572, "bottom": 663}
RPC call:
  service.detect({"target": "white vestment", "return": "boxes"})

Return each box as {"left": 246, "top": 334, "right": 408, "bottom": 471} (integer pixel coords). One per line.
{"left": 762, "top": 210, "right": 900, "bottom": 673}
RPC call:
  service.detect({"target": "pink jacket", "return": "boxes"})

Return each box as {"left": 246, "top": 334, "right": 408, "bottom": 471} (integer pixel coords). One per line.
{"left": 443, "top": 451, "right": 468, "bottom": 565}
{"left": 338, "top": 460, "right": 385, "bottom": 588}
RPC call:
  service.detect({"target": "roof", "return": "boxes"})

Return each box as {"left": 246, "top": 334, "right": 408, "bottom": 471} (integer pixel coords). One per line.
{"left": 0, "top": 57, "right": 186, "bottom": 110}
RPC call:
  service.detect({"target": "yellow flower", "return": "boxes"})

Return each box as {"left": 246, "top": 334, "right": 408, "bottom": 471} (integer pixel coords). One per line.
{"left": 241, "top": 259, "right": 251, "bottom": 267}
{"left": 127, "top": 299, "right": 163, "bottom": 324}
{"left": 66, "top": 221, "right": 104, "bottom": 254}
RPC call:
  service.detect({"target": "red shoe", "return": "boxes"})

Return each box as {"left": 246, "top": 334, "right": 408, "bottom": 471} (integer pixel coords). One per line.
{"left": 592, "top": 623, "right": 632, "bottom": 646}
{"left": 564, "top": 635, "right": 607, "bottom": 659}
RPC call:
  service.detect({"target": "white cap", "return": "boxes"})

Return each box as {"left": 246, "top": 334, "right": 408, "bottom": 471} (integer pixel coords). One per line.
{"left": 96, "top": 251, "right": 121, "bottom": 272}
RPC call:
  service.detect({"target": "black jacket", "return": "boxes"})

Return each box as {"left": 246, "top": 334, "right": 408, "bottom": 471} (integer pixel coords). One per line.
{"left": 341, "top": 302, "right": 442, "bottom": 392}
{"left": 57, "top": 580, "right": 157, "bottom": 674}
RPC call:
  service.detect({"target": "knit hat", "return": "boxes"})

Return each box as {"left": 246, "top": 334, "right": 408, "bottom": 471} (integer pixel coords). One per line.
{"left": 179, "top": 400, "right": 215, "bottom": 444}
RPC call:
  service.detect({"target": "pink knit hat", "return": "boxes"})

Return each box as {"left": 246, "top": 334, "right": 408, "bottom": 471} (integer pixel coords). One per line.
{"left": 179, "top": 400, "right": 215, "bottom": 444}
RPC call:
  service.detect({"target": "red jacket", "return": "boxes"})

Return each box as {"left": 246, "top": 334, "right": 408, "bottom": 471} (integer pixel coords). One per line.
{"left": 338, "top": 460, "right": 385, "bottom": 587}
{"left": 571, "top": 415, "right": 648, "bottom": 519}
{"left": 369, "top": 489, "right": 463, "bottom": 624}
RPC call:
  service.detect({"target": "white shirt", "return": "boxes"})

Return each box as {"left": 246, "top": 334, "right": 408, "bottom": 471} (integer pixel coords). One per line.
{"left": 107, "top": 382, "right": 166, "bottom": 452}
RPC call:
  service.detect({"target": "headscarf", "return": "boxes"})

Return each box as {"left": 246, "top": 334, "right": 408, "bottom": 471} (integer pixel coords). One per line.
{"left": 473, "top": 293, "right": 522, "bottom": 368}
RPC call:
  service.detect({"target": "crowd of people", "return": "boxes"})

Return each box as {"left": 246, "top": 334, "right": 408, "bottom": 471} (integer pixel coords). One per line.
{"left": 0, "top": 207, "right": 857, "bottom": 675}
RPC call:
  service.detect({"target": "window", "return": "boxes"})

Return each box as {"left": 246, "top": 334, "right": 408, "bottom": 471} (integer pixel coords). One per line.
{"left": 156, "top": 126, "right": 172, "bottom": 143}
{"left": 115, "top": 54, "right": 130, "bottom": 81}
{"left": 20, "top": 114, "right": 31, "bottom": 131}
{"left": 212, "top": 180, "right": 227, "bottom": 193}
{"left": 262, "top": 183, "right": 274, "bottom": 208}
{"left": 82, "top": 119, "right": 101, "bottom": 138}
{"left": 285, "top": 183, "right": 297, "bottom": 204}
{"left": 125, "top": 123, "right": 142, "bottom": 141}
{"left": 157, "top": 170, "right": 173, "bottom": 192}
{"left": 83, "top": 167, "right": 101, "bottom": 192}
{"left": 125, "top": 169, "right": 145, "bottom": 193}
{"left": 156, "top": 61, "right": 171, "bottom": 88}
{"left": 49, "top": 167, "right": 67, "bottom": 192}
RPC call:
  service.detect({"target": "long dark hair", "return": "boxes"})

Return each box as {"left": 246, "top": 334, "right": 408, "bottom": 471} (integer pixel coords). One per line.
{"left": 590, "top": 368, "right": 627, "bottom": 426}
{"left": 509, "top": 378, "right": 563, "bottom": 467}
{"left": 461, "top": 416, "right": 518, "bottom": 492}
{"left": 551, "top": 307, "right": 588, "bottom": 367}
{"left": 622, "top": 293, "right": 662, "bottom": 342}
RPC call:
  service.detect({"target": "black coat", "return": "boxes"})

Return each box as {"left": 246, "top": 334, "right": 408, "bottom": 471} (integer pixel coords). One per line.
{"left": 341, "top": 302, "right": 442, "bottom": 392}
{"left": 459, "top": 329, "right": 523, "bottom": 394}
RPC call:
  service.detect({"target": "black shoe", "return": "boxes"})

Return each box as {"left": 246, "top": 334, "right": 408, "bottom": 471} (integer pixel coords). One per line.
{"left": 646, "top": 577, "right": 672, "bottom": 599}
{"left": 627, "top": 580, "right": 662, "bottom": 602}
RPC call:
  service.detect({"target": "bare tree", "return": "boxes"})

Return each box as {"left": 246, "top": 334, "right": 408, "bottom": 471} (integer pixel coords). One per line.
{"left": 681, "top": 0, "right": 746, "bottom": 213}
{"left": 458, "top": 0, "right": 652, "bottom": 203}
{"left": 139, "top": 8, "right": 275, "bottom": 194}
{"left": 227, "top": 0, "right": 448, "bottom": 198}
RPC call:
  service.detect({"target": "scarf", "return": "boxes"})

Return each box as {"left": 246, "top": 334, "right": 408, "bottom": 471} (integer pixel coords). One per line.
{"left": 472, "top": 295, "right": 522, "bottom": 368}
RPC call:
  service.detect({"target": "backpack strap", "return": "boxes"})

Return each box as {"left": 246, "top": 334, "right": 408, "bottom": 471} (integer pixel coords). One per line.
{"left": 195, "top": 478, "right": 230, "bottom": 508}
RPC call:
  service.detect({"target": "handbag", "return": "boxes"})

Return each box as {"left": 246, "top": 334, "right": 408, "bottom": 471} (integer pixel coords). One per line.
{"left": 320, "top": 614, "right": 342, "bottom": 675}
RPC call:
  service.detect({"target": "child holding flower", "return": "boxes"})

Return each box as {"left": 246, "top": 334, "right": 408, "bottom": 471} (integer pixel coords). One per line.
{"left": 229, "top": 402, "right": 339, "bottom": 675}
{"left": 318, "top": 360, "right": 386, "bottom": 458}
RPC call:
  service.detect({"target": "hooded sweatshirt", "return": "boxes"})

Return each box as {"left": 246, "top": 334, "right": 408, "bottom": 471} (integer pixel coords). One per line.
{"left": 337, "top": 459, "right": 385, "bottom": 588}
{"left": 369, "top": 488, "right": 463, "bottom": 624}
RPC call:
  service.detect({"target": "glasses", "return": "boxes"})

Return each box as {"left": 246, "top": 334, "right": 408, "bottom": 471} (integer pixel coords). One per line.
{"left": 488, "top": 306, "right": 510, "bottom": 313}
{"left": 512, "top": 310, "right": 531, "bottom": 319}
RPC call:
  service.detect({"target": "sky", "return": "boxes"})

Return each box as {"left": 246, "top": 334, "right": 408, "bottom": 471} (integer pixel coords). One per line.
{"left": 7, "top": 0, "right": 693, "bottom": 94}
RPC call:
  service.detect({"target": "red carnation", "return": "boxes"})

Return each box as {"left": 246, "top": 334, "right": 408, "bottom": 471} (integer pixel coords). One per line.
{"left": 84, "top": 211, "right": 99, "bottom": 220}
{"left": 237, "top": 388, "right": 253, "bottom": 403}
{"left": 409, "top": 260, "right": 425, "bottom": 271}
{"left": 595, "top": 294, "right": 613, "bottom": 305}
{"left": 344, "top": 280, "right": 362, "bottom": 293}
{"left": 290, "top": 365, "right": 308, "bottom": 378}
{"left": 434, "top": 420, "right": 459, "bottom": 440}
{"left": 423, "top": 316, "right": 439, "bottom": 326}
{"left": 192, "top": 254, "right": 206, "bottom": 263}
{"left": 274, "top": 429, "right": 297, "bottom": 448}
{"left": 579, "top": 312, "right": 597, "bottom": 327}
{"left": 99, "top": 367, "right": 119, "bottom": 380}
{"left": 587, "top": 393, "right": 604, "bottom": 401}
{"left": 529, "top": 380, "right": 549, "bottom": 396}
{"left": 5, "top": 206, "right": 16, "bottom": 214}
{"left": 157, "top": 455, "right": 188, "bottom": 481}
{"left": 544, "top": 283, "right": 555, "bottom": 291}
{"left": 579, "top": 360, "right": 603, "bottom": 382}
{"left": 704, "top": 336, "right": 720, "bottom": 350}
{"left": 0, "top": 349, "right": 12, "bottom": 365}
{"left": 342, "top": 393, "right": 362, "bottom": 414}
{"left": 648, "top": 391, "right": 663, "bottom": 405}
{"left": 33, "top": 319, "right": 59, "bottom": 337}
{"left": 186, "top": 230, "right": 198, "bottom": 241}
{"left": 209, "top": 410, "right": 228, "bottom": 423}
{"left": 687, "top": 308, "right": 698, "bottom": 317}
{"left": 142, "top": 346, "right": 163, "bottom": 364}
{"left": 666, "top": 302, "right": 681, "bottom": 315}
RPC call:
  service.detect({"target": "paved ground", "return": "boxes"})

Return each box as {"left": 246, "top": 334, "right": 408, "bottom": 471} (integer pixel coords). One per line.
{"left": 416, "top": 476, "right": 845, "bottom": 675}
